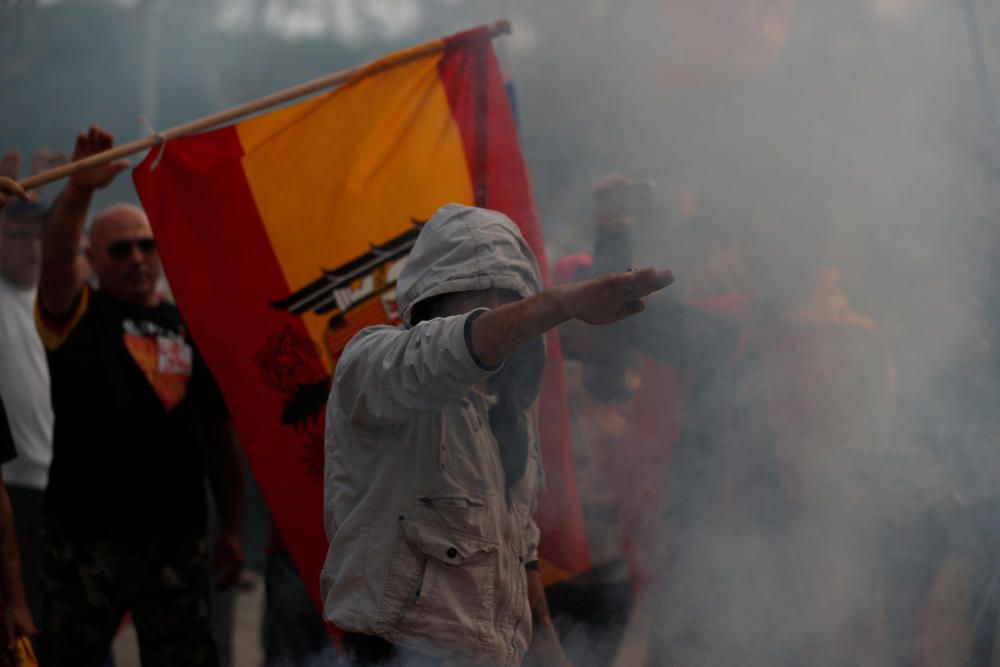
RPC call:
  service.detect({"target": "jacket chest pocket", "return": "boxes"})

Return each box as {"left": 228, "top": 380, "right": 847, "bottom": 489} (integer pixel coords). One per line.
{"left": 378, "top": 516, "right": 499, "bottom": 655}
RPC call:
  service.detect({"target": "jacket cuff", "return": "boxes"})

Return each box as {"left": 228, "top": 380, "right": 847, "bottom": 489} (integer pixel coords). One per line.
{"left": 463, "top": 308, "right": 502, "bottom": 372}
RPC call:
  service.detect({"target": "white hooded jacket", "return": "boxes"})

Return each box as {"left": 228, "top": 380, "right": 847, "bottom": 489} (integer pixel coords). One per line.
{"left": 321, "top": 204, "right": 546, "bottom": 666}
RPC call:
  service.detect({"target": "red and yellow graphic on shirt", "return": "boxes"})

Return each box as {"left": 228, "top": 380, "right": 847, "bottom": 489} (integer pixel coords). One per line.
{"left": 133, "top": 26, "right": 589, "bottom": 612}
{"left": 122, "top": 322, "right": 193, "bottom": 411}
{"left": 36, "top": 286, "right": 194, "bottom": 411}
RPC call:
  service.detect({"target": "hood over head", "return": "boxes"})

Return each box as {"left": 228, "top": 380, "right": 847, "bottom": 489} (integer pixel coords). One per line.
{"left": 396, "top": 204, "right": 543, "bottom": 327}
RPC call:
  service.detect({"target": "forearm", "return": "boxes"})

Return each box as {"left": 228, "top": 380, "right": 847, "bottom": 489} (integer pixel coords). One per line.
{"left": 0, "top": 485, "right": 26, "bottom": 610}
{"left": 471, "top": 287, "right": 569, "bottom": 369}
{"left": 471, "top": 266, "right": 674, "bottom": 372}
{"left": 40, "top": 182, "right": 91, "bottom": 315}
{"left": 206, "top": 419, "right": 244, "bottom": 536}
{"left": 527, "top": 567, "right": 554, "bottom": 629}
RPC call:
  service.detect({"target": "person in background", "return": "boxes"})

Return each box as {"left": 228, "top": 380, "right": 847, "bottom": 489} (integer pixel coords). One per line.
{"left": 0, "top": 166, "right": 39, "bottom": 653}
{"left": 34, "top": 126, "right": 245, "bottom": 667}
{"left": 556, "top": 179, "right": 750, "bottom": 666}
{"left": 0, "top": 398, "right": 37, "bottom": 654}
{"left": 0, "top": 150, "right": 56, "bottom": 628}
{"left": 546, "top": 175, "right": 655, "bottom": 667}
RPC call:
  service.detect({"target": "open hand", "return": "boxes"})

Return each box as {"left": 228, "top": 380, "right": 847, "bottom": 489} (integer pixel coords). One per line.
{"left": 68, "top": 126, "right": 130, "bottom": 193}
{"left": 560, "top": 267, "right": 674, "bottom": 325}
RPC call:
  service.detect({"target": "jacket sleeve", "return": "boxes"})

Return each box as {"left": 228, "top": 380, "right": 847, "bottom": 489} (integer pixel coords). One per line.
{"left": 333, "top": 311, "right": 499, "bottom": 425}
{"left": 522, "top": 517, "right": 541, "bottom": 564}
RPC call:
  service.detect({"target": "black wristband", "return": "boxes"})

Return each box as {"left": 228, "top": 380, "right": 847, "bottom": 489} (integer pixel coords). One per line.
{"left": 464, "top": 308, "right": 501, "bottom": 371}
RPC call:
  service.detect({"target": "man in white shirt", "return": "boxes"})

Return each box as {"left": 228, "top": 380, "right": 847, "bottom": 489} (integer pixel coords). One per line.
{"left": 0, "top": 152, "right": 54, "bottom": 623}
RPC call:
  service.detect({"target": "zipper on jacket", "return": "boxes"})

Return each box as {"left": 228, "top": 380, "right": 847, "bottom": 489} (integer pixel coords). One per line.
{"left": 395, "top": 556, "right": 428, "bottom": 623}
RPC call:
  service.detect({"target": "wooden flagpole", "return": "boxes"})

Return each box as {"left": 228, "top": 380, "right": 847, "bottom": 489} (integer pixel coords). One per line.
{"left": 19, "top": 20, "right": 511, "bottom": 191}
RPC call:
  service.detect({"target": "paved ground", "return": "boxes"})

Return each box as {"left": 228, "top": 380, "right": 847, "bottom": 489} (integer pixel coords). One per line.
{"left": 112, "top": 571, "right": 265, "bottom": 667}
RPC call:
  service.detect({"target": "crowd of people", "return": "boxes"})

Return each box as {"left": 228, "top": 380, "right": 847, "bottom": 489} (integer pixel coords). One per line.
{"left": 0, "top": 122, "right": 998, "bottom": 667}
{"left": 544, "top": 175, "right": 1000, "bottom": 667}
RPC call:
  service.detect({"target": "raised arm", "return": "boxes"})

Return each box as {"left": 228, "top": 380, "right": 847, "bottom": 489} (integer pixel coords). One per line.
{"left": 334, "top": 313, "right": 497, "bottom": 423}
{"left": 39, "top": 126, "right": 129, "bottom": 317}
{"left": 335, "top": 268, "right": 673, "bottom": 425}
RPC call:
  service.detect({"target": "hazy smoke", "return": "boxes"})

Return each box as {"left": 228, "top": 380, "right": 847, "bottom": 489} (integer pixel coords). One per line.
{"left": 4, "top": 1, "right": 1000, "bottom": 664}
{"left": 498, "top": 1, "right": 1000, "bottom": 665}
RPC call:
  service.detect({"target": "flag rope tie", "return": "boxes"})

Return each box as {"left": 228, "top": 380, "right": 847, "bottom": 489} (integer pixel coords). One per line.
{"left": 139, "top": 115, "right": 167, "bottom": 170}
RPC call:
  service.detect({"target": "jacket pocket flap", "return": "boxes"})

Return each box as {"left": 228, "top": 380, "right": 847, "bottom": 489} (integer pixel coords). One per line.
{"left": 401, "top": 519, "right": 497, "bottom": 565}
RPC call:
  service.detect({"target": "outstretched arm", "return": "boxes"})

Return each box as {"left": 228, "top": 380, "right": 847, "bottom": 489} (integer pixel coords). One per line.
{"left": 334, "top": 268, "right": 673, "bottom": 425}
{"left": 471, "top": 267, "right": 675, "bottom": 369}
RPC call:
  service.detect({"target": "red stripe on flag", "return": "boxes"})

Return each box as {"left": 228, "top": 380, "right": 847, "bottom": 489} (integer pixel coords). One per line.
{"left": 133, "top": 129, "right": 329, "bottom": 610}
{"left": 438, "top": 31, "right": 591, "bottom": 580}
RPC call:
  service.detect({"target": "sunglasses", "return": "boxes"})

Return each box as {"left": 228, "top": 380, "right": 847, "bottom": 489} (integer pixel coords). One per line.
{"left": 108, "top": 238, "right": 157, "bottom": 260}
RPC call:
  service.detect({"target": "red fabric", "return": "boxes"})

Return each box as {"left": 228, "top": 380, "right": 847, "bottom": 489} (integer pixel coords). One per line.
{"left": 606, "top": 294, "right": 750, "bottom": 594}
{"left": 133, "top": 127, "right": 328, "bottom": 612}
{"left": 553, "top": 254, "right": 594, "bottom": 285}
{"left": 601, "top": 360, "right": 683, "bottom": 594}
{"left": 439, "top": 30, "right": 591, "bottom": 580}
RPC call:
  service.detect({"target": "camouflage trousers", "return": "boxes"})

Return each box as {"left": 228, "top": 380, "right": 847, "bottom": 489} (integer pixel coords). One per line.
{"left": 35, "top": 522, "right": 218, "bottom": 667}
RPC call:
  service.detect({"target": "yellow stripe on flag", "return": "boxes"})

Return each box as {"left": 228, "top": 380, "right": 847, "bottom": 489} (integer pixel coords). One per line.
{"left": 237, "top": 51, "right": 474, "bottom": 361}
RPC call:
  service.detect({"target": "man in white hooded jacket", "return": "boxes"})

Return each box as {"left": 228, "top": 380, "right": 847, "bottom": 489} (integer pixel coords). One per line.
{"left": 322, "top": 204, "right": 673, "bottom": 667}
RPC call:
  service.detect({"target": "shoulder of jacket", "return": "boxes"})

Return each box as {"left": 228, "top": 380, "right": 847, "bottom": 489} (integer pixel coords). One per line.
{"left": 337, "top": 325, "right": 405, "bottom": 368}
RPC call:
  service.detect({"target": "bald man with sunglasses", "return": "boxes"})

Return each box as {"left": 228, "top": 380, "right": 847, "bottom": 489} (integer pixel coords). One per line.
{"left": 34, "top": 126, "right": 245, "bottom": 667}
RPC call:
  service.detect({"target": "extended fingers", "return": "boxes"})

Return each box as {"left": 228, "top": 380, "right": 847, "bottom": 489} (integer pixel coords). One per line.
{"left": 92, "top": 126, "right": 115, "bottom": 152}
{"left": 72, "top": 133, "right": 88, "bottom": 160}
{"left": 75, "top": 126, "right": 115, "bottom": 158}
{"left": 629, "top": 267, "right": 674, "bottom": 296}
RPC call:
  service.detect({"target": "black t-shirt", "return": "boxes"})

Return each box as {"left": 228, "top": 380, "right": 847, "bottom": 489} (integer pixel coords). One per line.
{"left": 38, "top": 287, "right": 226, "bottom": 542}
{"left": 0, "top": 396, "right": 18, "bottom": 466}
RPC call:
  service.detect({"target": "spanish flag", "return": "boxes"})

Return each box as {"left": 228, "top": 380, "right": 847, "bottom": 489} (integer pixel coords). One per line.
{"left": 133, "top": 25, "right": 589, "bottom": 610}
